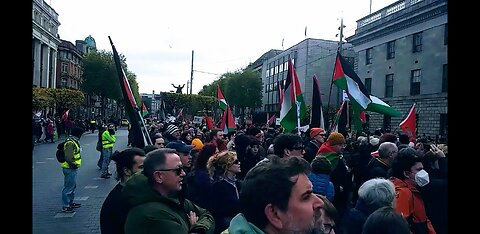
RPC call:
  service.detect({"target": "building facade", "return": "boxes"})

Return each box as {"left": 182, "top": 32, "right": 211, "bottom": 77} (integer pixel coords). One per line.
{"left": 56, "top": 40, "right": 83, "bottom": 89}
{"left": 259, "top": 39, "right": 355, "bottom": 118}
{"left": 346, "top": 0, "right": 447, "bottom": 137}
{"left": 32, "top": 0, "right": 61, "bottom": 88}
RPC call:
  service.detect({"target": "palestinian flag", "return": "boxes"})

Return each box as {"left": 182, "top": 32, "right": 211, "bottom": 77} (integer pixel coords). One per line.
{"left": 279, "top": 59, "right": 307, "bottom": 133}
{"left": 61, "top": 109, "right": 70, "bottom": 121}
{"left": 399, "top": 103, "right": 417, "bottom": 143}
{"left": 366, "top": 95, "right": 401, "bottom": 116}
{"left": 278, "top": 80, "right": 284, "bottom": 109}
{"left": 141, "top": 103, "right": 149, "bottom": 117}
{"left": 332, "top": 52, "right": 371, "bottom": 109}
{"left": 331, "top": 100, "right": 345, "bottom": 132}
{"left": 204, "top": 113, "right": 214, "bottom": 130}
{"left": 217, "top": 84, "right": 227, "bottom": 110}
{"left": 220, "top": 105, "right": 235, "bottom": 133}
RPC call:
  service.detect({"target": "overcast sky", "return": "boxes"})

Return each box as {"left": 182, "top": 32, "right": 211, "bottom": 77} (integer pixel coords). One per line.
{"left": 50, "top": 0, "right": 398, "bottom": 94}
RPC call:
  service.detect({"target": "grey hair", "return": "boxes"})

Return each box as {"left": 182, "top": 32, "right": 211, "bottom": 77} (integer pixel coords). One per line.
{"left": 378, "top": 142, "right": 397, "bottom": 159}
{"left": 358, "top": 178, "right": 395, "bottom": 209}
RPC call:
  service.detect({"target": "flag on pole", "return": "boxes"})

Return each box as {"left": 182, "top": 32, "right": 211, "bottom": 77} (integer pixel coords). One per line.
{"left": 268, "top": 113, "right": 276, "bottom": 125}
{"left": 332, "top": 52, "right": 372, "bottom": 132}
{"left": 141, "top": 103, "right": 149, "bottom": 117}
{"left": 399, "top": 103, "right": 417, "bottom": 143}
{"left": 310, "top": 75, "right": 325, "bottom": 129}
{"left": 176, "top": 108, "right": 184, "bottom": 119}
{"left": 278, "top": 80, "right": 284, "bottom": 109}
{"left": 366, "top": 95, "right": 401, "bottom": 116}
{"left": 61, "top": 109, "right": 70, "bottom": 121}
{"left": 217, "top": 84, "right": 227, "bottom": 110}
{"left": 331, "top": 101, "right": 346, "bottom": 132}
{"left": 220, "top": 105, "right": 235, "bottom": 134}
{"left": 204, "top": 113, "right": 214, "bottom": 130}
{"left": 159, "top": 100, "right": 166, "bottom": 121}
{"left": 333, "top": 51, "right": 371, "bottom": 109}
{"left": 279, "top": 59, "right": 307, "bottom": 133}
{"left": 109, "top": 36, "right": 152, "bottom": 148}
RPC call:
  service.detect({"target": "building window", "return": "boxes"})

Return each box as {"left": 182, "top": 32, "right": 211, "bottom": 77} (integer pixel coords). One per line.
{"left": 365, "top": 78, "right": 372, "bottom": 94}
{"left": 411, "top": 69, "right": 421, "bottom": 95}
{"left": 444, "top": 24, "right": 448, "bottom": 45}
{"left": 366, "top": 48, "right": 373, "bottom": 65}
{"left": 385, "top": 74, "right": 394, "bottom": 97}
{"left": 439, "top": 114, "right": 448, "bottom": 136}
{"left": 412, "top": 32, "right": 422, "bottom": 53}
{"left": 387, "top": 40, "right": 395, "bottom": 59}
{"left": 442, "top": 64, "right": 447, "bottom": 92}
{"left": 383, "top": 115, "right": 391, "bottom": 131}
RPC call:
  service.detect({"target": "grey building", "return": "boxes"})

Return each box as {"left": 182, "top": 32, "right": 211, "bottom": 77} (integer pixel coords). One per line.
{"left": 259, "top": 39, "right": 355, "bottom": 118}
{"left": 32, "top": 0, "right": 61, "bottom": 88}
{"left": 346, "top": 0, "right": 448, "bottom": 137}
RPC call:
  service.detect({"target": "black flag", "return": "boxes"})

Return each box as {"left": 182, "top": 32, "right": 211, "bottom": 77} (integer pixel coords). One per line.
{"left": 109, "top": 36, "right": 152, "bottom": 148}
{"left": 310, "top": 75, "right": 325, "bottom": 129}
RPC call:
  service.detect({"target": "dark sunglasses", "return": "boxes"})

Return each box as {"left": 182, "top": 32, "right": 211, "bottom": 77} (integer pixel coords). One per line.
{"left": 155, "top": 166, "right": 184, "bottom": 176}
{"left": 233, "top": 159, "right": 240, "bottom": 164}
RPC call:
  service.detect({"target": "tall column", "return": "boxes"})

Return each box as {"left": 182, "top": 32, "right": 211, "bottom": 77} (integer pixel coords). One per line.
{"left": 33, "top": 39, "right": 42, "bottom": 87}
{"left": 41, "top": 44, "right": 50, "bottom": 87}
{"left": 49, "top": 48, "right": 57, "bottom": 88}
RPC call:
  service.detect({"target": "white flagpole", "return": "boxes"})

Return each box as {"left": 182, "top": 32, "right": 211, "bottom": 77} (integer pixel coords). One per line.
{"left": 292, "top": 69, "right": 301, "bottom": 136}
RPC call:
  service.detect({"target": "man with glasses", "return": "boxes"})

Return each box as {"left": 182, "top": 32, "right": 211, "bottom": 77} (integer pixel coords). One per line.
{"left": 273, "top": 133, "right": 305, "bottom": 158}
{"left": 305, "top": 128, "right": 326, "bottom": 163}
{"left": 123, "top": 148, "right": 215, "bottom": 234}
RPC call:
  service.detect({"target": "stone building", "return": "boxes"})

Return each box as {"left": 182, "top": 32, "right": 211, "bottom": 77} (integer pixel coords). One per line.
{"left": 346, "top": 0, "right": 447, "bottom": 137}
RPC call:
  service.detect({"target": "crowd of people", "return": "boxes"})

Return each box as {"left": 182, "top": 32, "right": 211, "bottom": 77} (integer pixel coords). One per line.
{"left": 57, "top": 116, "right": 447, "bottom": 234}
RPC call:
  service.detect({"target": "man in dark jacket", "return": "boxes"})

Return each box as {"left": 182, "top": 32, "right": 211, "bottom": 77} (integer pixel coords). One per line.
{"left": 123, "top": 148, "right": 215, "bottom": 234}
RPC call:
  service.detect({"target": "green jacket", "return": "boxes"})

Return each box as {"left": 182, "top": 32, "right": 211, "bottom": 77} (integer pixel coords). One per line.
{"left": 123, "top": 173, "right": 215, "bottom": 234}
{"left": 222, "top": 213, "right": 265, "bottom": 234}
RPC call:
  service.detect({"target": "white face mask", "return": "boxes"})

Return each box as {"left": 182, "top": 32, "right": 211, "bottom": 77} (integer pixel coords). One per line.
{"left": 414, "top": 169, "right": 430, "bottom": 187}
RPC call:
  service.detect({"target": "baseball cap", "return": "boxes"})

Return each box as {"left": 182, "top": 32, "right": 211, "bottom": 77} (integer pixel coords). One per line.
{"left": 166, "top": 140, "right": 194, "bottom": 153}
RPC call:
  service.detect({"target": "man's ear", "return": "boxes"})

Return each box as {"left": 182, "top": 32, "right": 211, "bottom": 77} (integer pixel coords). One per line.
{"left": 283, "top": 148, "right": 290, "bottom": 157}
{"left": 264, "top": 204, "right": 283, "bottom": 230}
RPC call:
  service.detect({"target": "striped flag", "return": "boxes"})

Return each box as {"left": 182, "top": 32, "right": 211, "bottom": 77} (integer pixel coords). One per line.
{"left": 220, "top": 105, "right": 235, "bottom": 134}
{"left": 217, "top": 84, "right": 227, "bottom": 110}
{"left": 279, "top": 59, "right": 307, "bottom": 133}
{"left": 331, "top": 101, "right": 346, "bottom": 132}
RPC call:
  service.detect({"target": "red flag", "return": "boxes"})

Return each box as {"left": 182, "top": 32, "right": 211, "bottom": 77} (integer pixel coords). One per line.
{"left": 358, "top": 111, "right": 366, "bottom": 123}
{"left": 399, "top": 103, "right": 417, "bottom": 143}
{"left": 278, "top": 80, "right": 284, "bottom": 109}
{"left": 62, "top": 109, "right": 70, "bottom": 121}
{"left": 268, "top": 114, "right": 276, "bottom": 125}
{"left": 141, "top": 103, "right": 149, "bottom": 117}
{"left": 176, "top": 108, "right": 184, "bottom": 119}
{"left": 204, "top": 113, "right": 214, "bottom": 130}
{"left": 220, "top": 105, "right": 235, "bottom": 134}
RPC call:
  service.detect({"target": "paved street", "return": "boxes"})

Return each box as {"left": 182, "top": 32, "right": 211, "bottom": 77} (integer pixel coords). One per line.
{"left": 33, "top": 128, "right": 130, "bottom": 234}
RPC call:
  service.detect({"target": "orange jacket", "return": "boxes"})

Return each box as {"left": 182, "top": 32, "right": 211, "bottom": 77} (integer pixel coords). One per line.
{"left": 390, "top": 177, "right": 436, "bottom": 234}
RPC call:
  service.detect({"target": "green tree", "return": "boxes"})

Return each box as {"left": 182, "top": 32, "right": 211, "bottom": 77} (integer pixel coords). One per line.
{"left": 199, "top": 68, "right": 262, "bottom": 114}
{"left": 32, "top": 87, "right": 85, "bottom": 113}
{"left": 81, "top": 50, "right": 142, "bottom": 117}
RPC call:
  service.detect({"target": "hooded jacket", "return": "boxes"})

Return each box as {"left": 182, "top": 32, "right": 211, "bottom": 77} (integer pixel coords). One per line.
{"left": 390, "top": 177, "right": 436, "bottom": 234}
{"left": 222, "top": 213, "right": 265, "bottom": 234}
{"left": 123, "top": 173, "right": 215, "bottom": 234}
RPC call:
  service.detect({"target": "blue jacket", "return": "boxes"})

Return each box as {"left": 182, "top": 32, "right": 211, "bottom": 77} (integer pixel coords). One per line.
{"left": 308, "top": 173, "right": 335, "bottom": 201}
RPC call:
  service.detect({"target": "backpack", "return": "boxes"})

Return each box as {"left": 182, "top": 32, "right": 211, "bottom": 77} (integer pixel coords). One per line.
{"left": 56, "top": 141, "right": 66, "bottom": 163}
{"left": 56, "top": 139, "right": 77, "bottom": 163}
